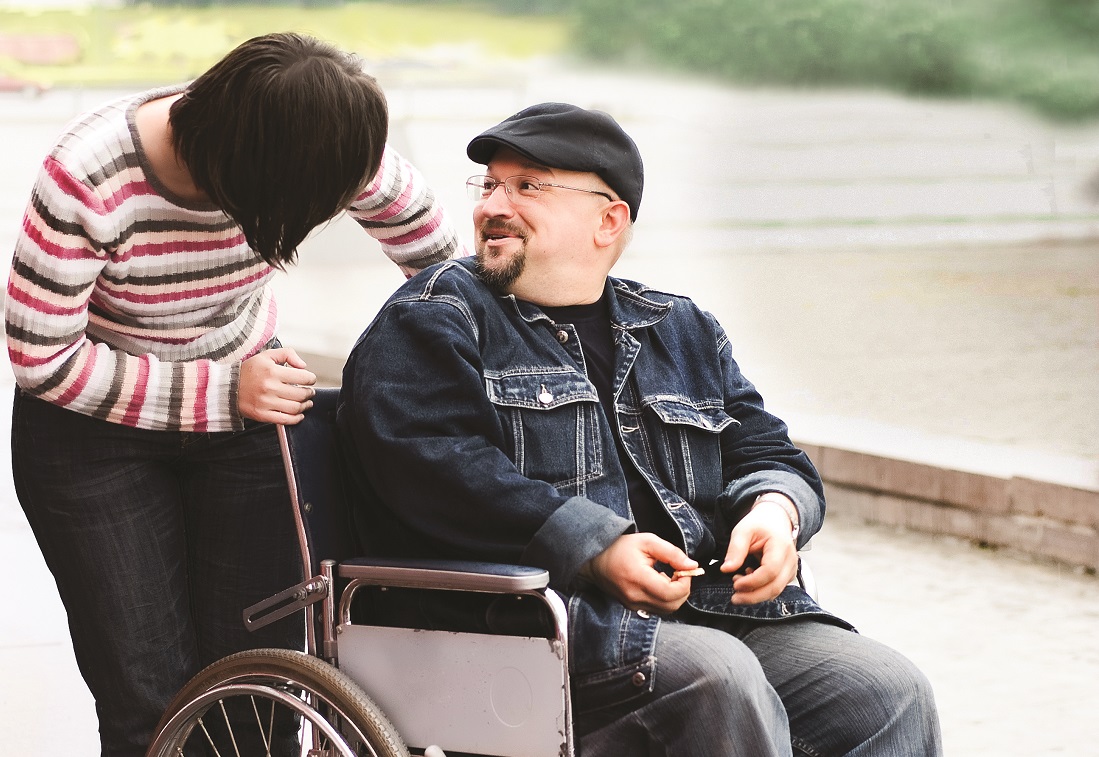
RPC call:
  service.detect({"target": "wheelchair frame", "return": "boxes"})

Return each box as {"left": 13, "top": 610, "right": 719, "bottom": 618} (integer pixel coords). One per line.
{"left": 146, "top": 386, "right": 818, "bottom": 756}
{"left": 146, "top": 386, "right": 575, "bottom": 757}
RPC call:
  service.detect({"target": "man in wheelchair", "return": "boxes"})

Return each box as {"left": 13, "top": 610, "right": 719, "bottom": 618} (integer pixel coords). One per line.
{"left": 337, "top": 102, "right": 943, "bottom": 756}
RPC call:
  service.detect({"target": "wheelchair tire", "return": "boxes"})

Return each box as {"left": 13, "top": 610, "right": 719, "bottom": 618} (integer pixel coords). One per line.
{"left": 147, "top": 647, "right": 409, "bottom": 757}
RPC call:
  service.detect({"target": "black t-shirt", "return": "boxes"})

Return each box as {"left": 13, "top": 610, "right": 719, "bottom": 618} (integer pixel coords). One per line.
{"left": 540, "top": 296, "right": 676, "bottom": 543}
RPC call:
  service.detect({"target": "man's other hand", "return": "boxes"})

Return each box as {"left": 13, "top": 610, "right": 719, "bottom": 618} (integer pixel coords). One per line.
{"left": 721, "top": 498, "right": 799, "bottom": 605}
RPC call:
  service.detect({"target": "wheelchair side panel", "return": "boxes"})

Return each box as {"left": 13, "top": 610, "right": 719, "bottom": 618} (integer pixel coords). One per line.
{"left": 338, "top": 624, "right": 569, "bottom": 757}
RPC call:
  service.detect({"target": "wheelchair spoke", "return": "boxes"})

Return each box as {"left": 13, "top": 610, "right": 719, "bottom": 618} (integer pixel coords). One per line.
{"left": 247, "top": 695, "right": 267, "bottom": 753}
{"left": 217, "top": 699, "right": 244, "bottom": 757}
{"left": 196, "top": 715, "right": 224, "bottom": 757}
{"left": 147, "top": 650, "right": 408, "bottom": 757}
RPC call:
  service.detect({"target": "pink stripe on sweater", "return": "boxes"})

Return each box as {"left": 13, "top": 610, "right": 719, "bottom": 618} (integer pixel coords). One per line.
{"left": 45, "top": 157, "right": 160, "bottom": 217}
{"left": 258, "top": 294, "right": 278, "bottom": 346}
{"left": 100, "top": 178, "right": 160, "bottom": 213}
{"left": 116, "top": 234, "right": 249, "bottom": 262}
{"left": 377, "top": 212, "right": 444, "bottom": 247}
{"left": 44, "top": 158, "right": 108, "bottom": 215}
{"left": 7, "top": 347, "right": 60, "bottom": 369}
{"left": 122, "top": 358, "right": 150, "bottom": 426}
{"left": 21, "top": 215, "right": 99, "bottom": 262}
{"left": 360, "top": 177, "right": 414, "bottom": 222}
{"left": 193, "top": 361, "right": 209, "bottom": 429}
{"left": 96, "top": 267, "right": 271, "bottom": 304}
{"left": 6, "top": 279, "right": 85, "bottom": 317}
{"left": 54, "top": 344, "right": 97, "bottom": 406}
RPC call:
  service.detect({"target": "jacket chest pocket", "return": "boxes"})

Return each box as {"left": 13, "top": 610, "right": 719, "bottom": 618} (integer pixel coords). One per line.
{"left": 636, "top": 396, "right": 738, "bottom": 504}
{"left": 485, "top": 370, "right": 605, "bottom": 495}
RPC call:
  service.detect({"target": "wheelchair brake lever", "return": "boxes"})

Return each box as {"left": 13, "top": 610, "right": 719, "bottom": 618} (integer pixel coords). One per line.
{"left": 242, "top": 575, "right": 328, "bottom": 632}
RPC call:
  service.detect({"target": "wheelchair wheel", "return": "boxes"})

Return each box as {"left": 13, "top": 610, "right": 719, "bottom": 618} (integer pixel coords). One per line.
{"left": 147, "top": 648, "right": 408, "bottom": 757}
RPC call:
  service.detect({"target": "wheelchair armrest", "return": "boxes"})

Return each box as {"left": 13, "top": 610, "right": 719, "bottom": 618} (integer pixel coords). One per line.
{"left": 338, "top": 557, "right": 550, "bottom": 594}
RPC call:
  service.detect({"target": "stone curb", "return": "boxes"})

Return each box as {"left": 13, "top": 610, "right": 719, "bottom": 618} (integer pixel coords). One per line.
{"left": 798, "top": 441, "right": 1099, "bottom": 572}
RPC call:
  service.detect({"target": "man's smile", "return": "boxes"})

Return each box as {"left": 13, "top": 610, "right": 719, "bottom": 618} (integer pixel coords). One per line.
{"left": 478, "top": 223, "right": 526, "bottom": 253}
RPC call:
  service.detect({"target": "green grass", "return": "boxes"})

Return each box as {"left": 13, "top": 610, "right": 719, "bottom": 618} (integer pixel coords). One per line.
{"left": 568, "top": 0, "right": 1099, "bottom": 121}
{"left": 0, "top": 3, "right": 567, "bottom": 88}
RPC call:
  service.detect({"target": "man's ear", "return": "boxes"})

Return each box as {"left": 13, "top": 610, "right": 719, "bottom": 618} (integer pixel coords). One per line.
{"left": 594, "top": 201, "right": 632, "bottom": 249}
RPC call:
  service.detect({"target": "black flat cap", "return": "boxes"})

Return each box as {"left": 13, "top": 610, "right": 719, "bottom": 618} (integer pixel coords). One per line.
{"left": 467, "top": 102, "right": 644, "bottom": 221}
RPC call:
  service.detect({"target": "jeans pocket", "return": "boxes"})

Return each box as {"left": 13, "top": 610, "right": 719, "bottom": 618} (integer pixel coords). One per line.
{"left": 571, "top": 656, "right": 656, "bottom": 715}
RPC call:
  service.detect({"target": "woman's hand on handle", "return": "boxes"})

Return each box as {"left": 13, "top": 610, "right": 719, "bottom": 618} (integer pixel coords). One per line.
{"left": 238, "top": 347, "right": 317, "bottom": 425}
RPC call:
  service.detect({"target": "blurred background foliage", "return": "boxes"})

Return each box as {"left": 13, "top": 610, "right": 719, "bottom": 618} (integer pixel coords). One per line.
{"left": 0, "top": 3, "right": 569, "bottom": 85}
{"left": 567, "top": 0, "right": 1099, "bottom": 121}
{"left": 2, "top": 0, "right": 1098, "bottom": 121}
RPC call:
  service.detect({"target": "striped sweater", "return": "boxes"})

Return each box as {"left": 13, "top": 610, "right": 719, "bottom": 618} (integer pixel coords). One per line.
{"left": 6, "top": 86, "right": 463, "bottom": 432}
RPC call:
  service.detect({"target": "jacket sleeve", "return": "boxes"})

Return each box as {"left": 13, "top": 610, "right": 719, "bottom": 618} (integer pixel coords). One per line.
{"left": 711, "top": 316, "right": 825, "bottom": 548}
{"left": 339, "top": 293, "right": 631, "bottom": 588}
{"left": 5, "top": 156, "right": 241, "bottom": 432}
{"left": 346, "top": 144, "right": 467, "bottom": 275}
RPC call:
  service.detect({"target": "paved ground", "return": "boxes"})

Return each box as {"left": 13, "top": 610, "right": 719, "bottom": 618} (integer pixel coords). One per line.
{"left": 1, "top": 57, "right": 1097, "bottom": 754}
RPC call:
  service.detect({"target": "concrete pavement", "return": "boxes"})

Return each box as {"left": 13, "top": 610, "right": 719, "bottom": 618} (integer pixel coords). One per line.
{"left": 1, "top": 56, "right": 1097, "bottom": 754}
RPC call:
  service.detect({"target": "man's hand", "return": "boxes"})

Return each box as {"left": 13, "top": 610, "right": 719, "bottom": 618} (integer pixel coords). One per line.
{"left": 584, "top": 533, "right": 699, "bottom": 616}
{"left": 238, "top": 347, "right": 317, "bottom": 425}
{"left": 721, "top": 496, "right": 799, "bottom": 605}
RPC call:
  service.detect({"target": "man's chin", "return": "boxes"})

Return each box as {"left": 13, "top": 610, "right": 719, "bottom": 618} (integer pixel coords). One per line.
{"left": 474, "top": 249, "right": 525, "bottom": 291}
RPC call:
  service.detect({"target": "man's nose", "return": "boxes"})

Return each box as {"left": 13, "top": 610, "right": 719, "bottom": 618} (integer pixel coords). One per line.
{"left": 479, "top": 182, "right": 514, "bottom": 215}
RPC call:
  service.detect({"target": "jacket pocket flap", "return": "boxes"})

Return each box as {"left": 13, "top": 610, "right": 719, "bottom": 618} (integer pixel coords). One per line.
{"left": 643, "top": 395, "right": 738, "bottom": 431}
{"left": 485, "top": 370, "right": 598, "bottom": 410}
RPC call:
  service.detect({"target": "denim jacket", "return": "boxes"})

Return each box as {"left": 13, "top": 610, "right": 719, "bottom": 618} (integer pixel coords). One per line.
{"left": 338, "top": 258, "right": 846, "bottom": 712}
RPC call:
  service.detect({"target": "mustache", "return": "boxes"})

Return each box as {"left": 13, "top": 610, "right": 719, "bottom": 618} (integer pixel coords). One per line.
{"left": 478, "top": 221, "right": 527, "bottom": 240}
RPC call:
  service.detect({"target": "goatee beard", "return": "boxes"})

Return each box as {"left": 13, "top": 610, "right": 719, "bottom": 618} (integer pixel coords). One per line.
{"left": 474, "top": 222, "right": 527, "bottom": 291}
{"left": 474, "top": 248, "right": 526, "bottom": 291}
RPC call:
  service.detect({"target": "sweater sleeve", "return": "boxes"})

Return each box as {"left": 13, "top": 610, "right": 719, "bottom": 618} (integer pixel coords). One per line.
{"left": 346, "top": 144, "right": 467, "bottom": 275}
{"left": 5, "top": 156, "right": 242, "bottom": 432}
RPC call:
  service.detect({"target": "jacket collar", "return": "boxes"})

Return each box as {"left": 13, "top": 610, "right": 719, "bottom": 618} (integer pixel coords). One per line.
{"left": 456, "top": 258, "right": 673, "bottom": 330}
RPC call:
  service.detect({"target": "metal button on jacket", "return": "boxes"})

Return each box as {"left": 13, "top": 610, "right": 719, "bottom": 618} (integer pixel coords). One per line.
{"left": 555, "top": 330, "right": 569, "bottom": 343}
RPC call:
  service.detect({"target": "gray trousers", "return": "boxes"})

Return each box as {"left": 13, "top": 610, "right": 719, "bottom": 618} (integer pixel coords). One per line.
{"left": 577, "top": 616, "right": 942, "bottom": 757}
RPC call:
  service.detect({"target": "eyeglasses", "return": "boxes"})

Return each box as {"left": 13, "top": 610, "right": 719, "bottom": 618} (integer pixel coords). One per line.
{"left": 466, "top": 175, "right": 615, "bottom": 203}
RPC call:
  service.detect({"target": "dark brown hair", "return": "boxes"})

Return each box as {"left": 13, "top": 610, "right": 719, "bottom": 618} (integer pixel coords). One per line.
{"left": 170, "top": 32, "right": 388, "bottom": 268}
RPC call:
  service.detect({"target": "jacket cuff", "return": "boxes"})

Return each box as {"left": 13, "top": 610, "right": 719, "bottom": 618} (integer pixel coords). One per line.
{"left": 718, "top": 471, "right": 823, "bottom": 549}
{"left": 522, "top": 496, "right": 634, "bottom": 589}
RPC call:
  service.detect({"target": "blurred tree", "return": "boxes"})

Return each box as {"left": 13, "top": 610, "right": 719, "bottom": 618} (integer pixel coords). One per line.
{"left": 97, "top": 0, "right": 1099, "bottom": 119}
{"left": 351, "top": 0, "right": 569, "bottom": 13}
{"left": 1047, "top": 0, "right": 1099, "bottom": 36}
{"left": 567, "top": 0, "right": 1099, "bottom": 120}
{"left": 568, "top": 0, "right": 965, "bottom": 94}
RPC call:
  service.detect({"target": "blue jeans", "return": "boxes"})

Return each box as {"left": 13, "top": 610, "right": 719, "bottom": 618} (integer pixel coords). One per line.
{"left": 576, "top": 614, "right": 942, "bottom": 756}
{"left": 12, "top": 389, "right": 303, "bottom": 756}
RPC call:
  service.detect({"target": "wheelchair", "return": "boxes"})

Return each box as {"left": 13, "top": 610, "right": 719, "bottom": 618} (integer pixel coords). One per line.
{"left": 146, "top": 386, "right": 573, "bottom": 757}
{"left": 146, "top": 387, "right": 818, "bottom": 757}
